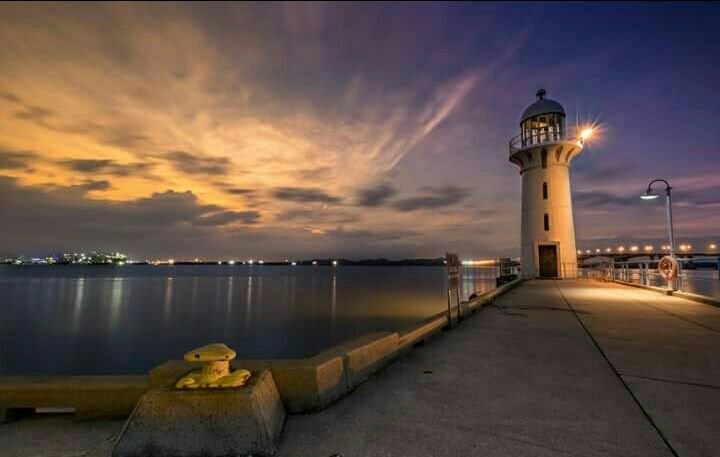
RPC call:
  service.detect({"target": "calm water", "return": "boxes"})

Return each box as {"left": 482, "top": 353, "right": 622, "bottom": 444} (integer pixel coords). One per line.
{"left": 0, "top": 265, "right": 497, "bottom": 375}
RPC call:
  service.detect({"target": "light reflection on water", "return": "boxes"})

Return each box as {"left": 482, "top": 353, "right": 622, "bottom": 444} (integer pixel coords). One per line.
{"left": 0, "top": 265, "right": 497, "bottom": 375}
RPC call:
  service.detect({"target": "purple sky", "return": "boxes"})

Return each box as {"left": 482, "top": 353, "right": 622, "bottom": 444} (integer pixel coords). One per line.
{"left": 0, "top": 2, "right": 718, "bottom": 260}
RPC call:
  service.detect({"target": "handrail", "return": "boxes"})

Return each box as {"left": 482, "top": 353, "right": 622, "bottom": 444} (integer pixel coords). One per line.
{"left": 509, "top": 131, "right": 580, "bottom": 155}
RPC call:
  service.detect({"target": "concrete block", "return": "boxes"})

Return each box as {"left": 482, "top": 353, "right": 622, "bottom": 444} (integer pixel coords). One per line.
{"left": 264, "top": 356, "right": 346, "bottom": 413}
{"left": 397, "top": 314, "right": 447, "bottom": 352}
{"left": 113, "top": 369, "right": 285, "bottom": 457}
{"left": 322, "top": 332, "right": 400, "bottom": 389}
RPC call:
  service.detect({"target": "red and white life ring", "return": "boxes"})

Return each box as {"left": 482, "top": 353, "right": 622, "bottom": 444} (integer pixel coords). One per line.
{"left": 658, "top": 256, "right": 678, "bottom": 281}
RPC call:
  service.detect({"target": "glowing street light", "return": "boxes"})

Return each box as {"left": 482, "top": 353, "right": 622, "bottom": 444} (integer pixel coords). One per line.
{"left": 605, "top": 247, "right": 612, "bottom": 253}
{"left": 580, "top": 128, "right": 594, "bottom": 140}
{"left": 630, "top": 246, "right": 639, "bottom": 252}
{"left": 644, "top": 245, "right": 654, "bottom": 252}
{"left": 710, "top": 244, "right": 717, "bottom": 250}
{"left": 641, "top": 179, "right": 676, "bottom": 259}
{"left": 618, "top": 246, "right": 625, "bottom": 252}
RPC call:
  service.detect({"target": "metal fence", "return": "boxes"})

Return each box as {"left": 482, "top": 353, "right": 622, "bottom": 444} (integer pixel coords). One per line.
{"left": 580, "top": 256, "right": 720, "bottom": 296}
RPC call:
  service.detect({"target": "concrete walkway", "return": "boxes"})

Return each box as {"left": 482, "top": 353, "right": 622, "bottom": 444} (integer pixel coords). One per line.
{"left": 277, "top": 280, "right": 720, "bottom": 457}
{"left": 2, "top": 280, "right": 719, "bottom": 456}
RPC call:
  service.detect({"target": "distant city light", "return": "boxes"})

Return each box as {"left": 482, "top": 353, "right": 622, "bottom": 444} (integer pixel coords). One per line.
{"left": 585, "top": 250, "right": 591, "bottom": 254}
{"left": 595, "top": 248, "right": 601, "bottom": 253}
{"left": 461, "top": 259, "right": 495, "bottom": 266}
{"left": 228, "top": 260, "right": 235, "bottom": 265}
{"left": 291, "top": 261, "right": 297, "bottom": 266}
{"left": 679, "top": 244, "right": 691, "bottom": 251}
{"left": 618, "top": 246, "right": 625, "bottom": 252}
{"left": 258, "top": 260, "right": 264, "bottom": 265}
{"left": 248, "top": 259, "right": 254, "bottom": 265}
{"left": 332, "top": 260, "right": 338, "bottom": 266}
{"left": 644, "top": 245, "right": 654, "bottom": 252}
{"left": 710, "top": 244, "right": 717, "bottom": 250}
{"left": 630, "top": 246, "right": 639, "bottom": 252}
{"left": 605, "top": 247, "right": 612, "bottom": 253}
{"left": 312, "top": 260, "right": 318, "bottom": 265}
{"left": 168, "top": 259, "right": 175, "bottom": 265}
{"left": 577, "top": 250, "right": 582, "bottom": 255}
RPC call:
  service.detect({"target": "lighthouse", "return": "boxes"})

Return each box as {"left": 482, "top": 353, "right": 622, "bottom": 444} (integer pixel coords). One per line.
{"left": 509, "top": 89, "right": 586, "bottom": 279}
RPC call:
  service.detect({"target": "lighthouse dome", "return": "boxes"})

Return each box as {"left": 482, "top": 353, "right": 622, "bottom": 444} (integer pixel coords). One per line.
{"left": 520, "top": 89, "right": 565, "bottom": 123}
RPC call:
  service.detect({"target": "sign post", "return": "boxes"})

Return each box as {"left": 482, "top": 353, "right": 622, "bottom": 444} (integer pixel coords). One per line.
{"left": 446, "top": 253, "right": 461, "bottom": 328}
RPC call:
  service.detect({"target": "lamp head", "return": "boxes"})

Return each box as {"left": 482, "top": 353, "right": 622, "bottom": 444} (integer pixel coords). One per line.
{"left": 640, "top": 189, "right": 659, "bottom": 200}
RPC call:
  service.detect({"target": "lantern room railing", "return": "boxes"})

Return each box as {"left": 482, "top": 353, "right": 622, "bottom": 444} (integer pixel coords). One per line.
{"left": 509, "top": 130, "right": 581, "bottom": 155}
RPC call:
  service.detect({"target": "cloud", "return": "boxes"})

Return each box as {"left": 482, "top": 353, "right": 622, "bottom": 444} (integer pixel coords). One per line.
{"left": 356, "top": 183, "right": 397, "bottom": 207}
{"left": 297, "top": 166, "right": 333, "bottom": 180}
{"left": 277, "top": 208, "right": 360, "bottom": 224}
{"left": 573, "top": 190, "right": 644, "bottom": 209}
{"left": 226, "top": 188, "right": 256, "bottom": 195}
{"left": 60, "top": 158, "right": 154, "bottom": 177}
{"left": 166, "top": 151, "right": 233, "bottom": 176}
{"left": 73, "top": 179, "right": 111, "bottom": 192}
{"left": 272, "top": 187, "right": 341, "bottom": 204}
{"left": 392, "top": 186, "right": 472, "bottom": 212}
{"left": 196, "top": 210, "right": 261, "bottom": 226}
{"left": 326, "top": 227, "right": 418, "bottom": 241}
{"left": 0, "top": 150, "right": 35, "bottom": 170}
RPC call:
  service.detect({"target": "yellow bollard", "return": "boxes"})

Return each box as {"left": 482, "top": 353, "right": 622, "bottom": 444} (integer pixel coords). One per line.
{"left": 175, "top": 343, "right": 251, "bottom": 389}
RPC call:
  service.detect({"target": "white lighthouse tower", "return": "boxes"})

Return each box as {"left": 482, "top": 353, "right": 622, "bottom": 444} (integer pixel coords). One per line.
{"left": 509, "top": 89, "right": 586, "bottom": 279}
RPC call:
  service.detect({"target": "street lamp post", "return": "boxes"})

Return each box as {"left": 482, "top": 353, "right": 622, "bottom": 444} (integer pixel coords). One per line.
{"left": 641, "top": 179, "right": 678, "bottom": 289}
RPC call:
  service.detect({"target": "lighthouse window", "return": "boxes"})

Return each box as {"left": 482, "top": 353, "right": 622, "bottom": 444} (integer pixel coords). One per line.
{"left": 544, "top": 213, "right": 550, "bottom": 231}
{"left": 543, "top": 182, "right": 548, "bottom": 200}
{"left": 541, "top": 149, "right": 547, "bottom": 169}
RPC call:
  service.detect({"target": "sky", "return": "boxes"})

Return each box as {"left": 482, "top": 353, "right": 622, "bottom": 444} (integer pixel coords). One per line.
{"left": 1, "top": 2, "right": 719, "bottom": 260}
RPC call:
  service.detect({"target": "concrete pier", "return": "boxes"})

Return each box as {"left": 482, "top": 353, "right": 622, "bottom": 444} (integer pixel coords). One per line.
{"left": 2, "top": 280, "right": 719, "bottom": 456}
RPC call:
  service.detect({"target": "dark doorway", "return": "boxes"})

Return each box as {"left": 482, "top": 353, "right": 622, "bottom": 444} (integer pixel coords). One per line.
{"left": 538, "top": 245, "right": 558, "bottom": 278}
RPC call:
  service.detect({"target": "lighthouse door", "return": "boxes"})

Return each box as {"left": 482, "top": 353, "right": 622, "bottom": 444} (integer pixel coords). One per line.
{"left": 538, "top": 245, "right": 558, "bottom": 278}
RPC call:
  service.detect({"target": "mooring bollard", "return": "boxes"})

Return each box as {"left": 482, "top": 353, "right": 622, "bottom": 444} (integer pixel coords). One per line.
{"left": 114, "top": 342, "right": 285, "bottom": 457}
{"left": 175, "top": 343, "right": 251, "bottom": 389}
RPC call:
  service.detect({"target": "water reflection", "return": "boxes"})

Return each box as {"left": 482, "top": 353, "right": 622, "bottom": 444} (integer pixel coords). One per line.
{"left": 163, "top": 278, "right": 173, "bottom": 322}
{"left": 244, "top": 275, "right": 253, "bottom": 333}
{"left": 109, "top": 277, "right": 124, "bottom": 334}
{"left": 0, "top": 265, "right": 498, "bottom": 375}
{"left": 71, "top": 278, "right": 85, "bottom": 335}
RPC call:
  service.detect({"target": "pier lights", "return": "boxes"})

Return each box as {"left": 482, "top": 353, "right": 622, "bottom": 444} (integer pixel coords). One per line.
{"left": 640, "top": 179, "right": 676, "bottom": 258}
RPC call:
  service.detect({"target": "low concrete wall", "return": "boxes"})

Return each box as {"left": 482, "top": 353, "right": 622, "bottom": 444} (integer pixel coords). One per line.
{"left": 0, "top": 375, "right": 148, "bottom": 422}
{"left": 1, "top": 278, "right": 524, "bottom": 419}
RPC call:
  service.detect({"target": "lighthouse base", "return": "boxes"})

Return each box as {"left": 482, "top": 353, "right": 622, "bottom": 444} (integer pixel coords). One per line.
{"left": 522, "top": 241, "right": 578, "bottom": 280}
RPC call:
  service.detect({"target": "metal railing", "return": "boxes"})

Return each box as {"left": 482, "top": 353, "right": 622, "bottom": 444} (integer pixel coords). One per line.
{"left": 509, "top": 131, "right": 579, "bottom": 155}
{"left": 581, "top": 256, "right": 720, "bottom": 294}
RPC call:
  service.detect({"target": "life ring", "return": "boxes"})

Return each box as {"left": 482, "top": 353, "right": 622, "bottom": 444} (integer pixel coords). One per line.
{"left": 658, "top": 256, "right": 678, "bottom": 281}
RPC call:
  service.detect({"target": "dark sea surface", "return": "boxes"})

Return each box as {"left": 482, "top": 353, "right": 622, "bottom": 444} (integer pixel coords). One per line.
{"left": 0, "top": 265, "right": 497, "bottom": 375}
